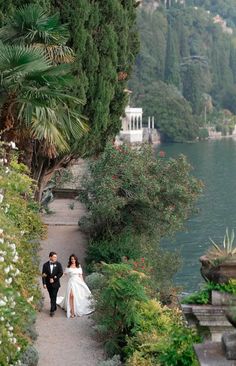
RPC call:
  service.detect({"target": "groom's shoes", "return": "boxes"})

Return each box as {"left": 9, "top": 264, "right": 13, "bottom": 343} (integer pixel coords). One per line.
{"left": 50, "top": 311, "right": 55, "bottom": 317}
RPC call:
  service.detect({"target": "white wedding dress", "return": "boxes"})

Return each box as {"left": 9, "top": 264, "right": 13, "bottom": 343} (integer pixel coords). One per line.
{"left": 57, "top": 267, "right": 94, "bottom": 318}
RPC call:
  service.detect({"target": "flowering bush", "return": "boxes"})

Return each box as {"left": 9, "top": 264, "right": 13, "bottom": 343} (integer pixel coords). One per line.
{"left": 0, "top": 143, "right": 44, "bottom": 365}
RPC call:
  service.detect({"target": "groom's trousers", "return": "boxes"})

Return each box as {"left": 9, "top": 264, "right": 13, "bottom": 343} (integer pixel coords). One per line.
{"left": 47, "top": 285, "right": 59, "bottom": 312}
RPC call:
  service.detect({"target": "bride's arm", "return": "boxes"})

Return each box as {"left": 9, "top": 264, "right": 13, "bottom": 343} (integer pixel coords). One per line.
{"left": 78, "top": 266, "right": 83, "bottom": 280}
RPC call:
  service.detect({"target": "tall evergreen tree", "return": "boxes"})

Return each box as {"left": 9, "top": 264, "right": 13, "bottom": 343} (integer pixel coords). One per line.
{"left": 181, "top": 56, "right": 210, "bottom": 115}
{"left": 51, "top": 0, "right": 140, "bottom": 155}
{"left": 164, "top": 24, "right": 180, "bottom": 88}
{"left": 0, "top": 1, "right": 139, "bottom": 197}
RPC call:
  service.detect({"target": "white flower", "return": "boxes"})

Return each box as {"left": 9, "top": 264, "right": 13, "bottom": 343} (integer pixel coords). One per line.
{"left": 12, "top": 337, "right": 17, "bottom": 344}
{"left": 10, "top": 301, "right": 16, "bottom": 308}
{"left": 0, "top": 300, "right": 6, "bottom": 306}
{"left": 0, "top": 316, "right": 5, "bottom": 321}
{"left": 0, "top": 256, "right": 4, "bottom": 262}
{"left": 9, "top": 243, "right": 16, "bottom": 251}
{"left": 5, "top": 167, "right": 9, "bottom": 174}
{"left": 27, "top": 296, "right": 33, "bottom": 303}
{"left": 5, "top": 278, "right": 12, "bottom": 285}
{"left": 0, "top": 228, "right": 3, "bottom": 234}
{"left": 0, "top": 238, "right": 4, "bottom": 243}
{"left": 4, "top": 266, "right": 10, "bottom": 274}
{"left": 12, "top": 255, "right": 18, "bottom": 263}
{"left": 0, "top": 194, "right": 3, "bottom": 203}
{"left": 9, "top": 142, "right": 17, "bottom": 149}
{"left": 14, "top": 269, "right": 20, "bottom": 276}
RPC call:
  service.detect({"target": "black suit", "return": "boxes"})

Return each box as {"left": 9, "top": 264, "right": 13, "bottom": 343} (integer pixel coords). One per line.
{"left": 42, "top": 261, "right": 63, "bottom": 313}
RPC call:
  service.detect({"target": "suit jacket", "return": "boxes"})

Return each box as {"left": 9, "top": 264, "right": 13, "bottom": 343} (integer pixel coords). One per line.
{"left": 42, "top": 261, "right": 63, "bottom": 288}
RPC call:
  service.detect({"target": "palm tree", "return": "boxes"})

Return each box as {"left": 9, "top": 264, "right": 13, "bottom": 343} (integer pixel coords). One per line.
{"left": 0, "top": 5, "right": 89, "bottom": 200}
{"left": 0, "top": 4, "right": 74, "bottom": 64}
{"left": 0, "top": 44, "right": 87, "bottom": 198}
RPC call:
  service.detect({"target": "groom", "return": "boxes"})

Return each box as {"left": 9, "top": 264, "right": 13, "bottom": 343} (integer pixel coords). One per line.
{"left": 42, "top": 251, "right": 63, "bottom": 317}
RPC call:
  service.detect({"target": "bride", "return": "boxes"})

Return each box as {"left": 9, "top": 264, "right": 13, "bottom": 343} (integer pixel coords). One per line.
{"left": 57, "top": 254, "right": 94, "bottom": 318}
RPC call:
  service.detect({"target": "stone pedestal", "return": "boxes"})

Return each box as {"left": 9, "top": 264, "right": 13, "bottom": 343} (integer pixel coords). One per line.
{"left": 182, "top": 304, "right": 233, "bottom": 341}
{"left": 194, "top": 342, "right": 236, "bottom": 365}
{"left": 222, "top": 331, "right": 236, "bottom": 360}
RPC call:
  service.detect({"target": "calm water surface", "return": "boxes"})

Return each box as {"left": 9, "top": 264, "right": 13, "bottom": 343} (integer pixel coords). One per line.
{"left": 158, "top": 139, "right": 236, "bottom": 292}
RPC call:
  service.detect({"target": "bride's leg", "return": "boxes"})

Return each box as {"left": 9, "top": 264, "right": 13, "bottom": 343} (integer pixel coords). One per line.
{"left": 69, "top": 290, "right": 75, "bottom": 317}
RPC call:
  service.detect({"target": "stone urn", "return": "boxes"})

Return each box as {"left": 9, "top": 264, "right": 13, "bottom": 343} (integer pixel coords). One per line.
{"left": 200, "top": 255, "right": 236, "bottom": 284}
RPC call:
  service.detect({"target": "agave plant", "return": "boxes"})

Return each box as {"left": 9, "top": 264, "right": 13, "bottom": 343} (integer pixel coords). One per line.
{"left": 207, "top": 228, "right": 236, "bottom": 259}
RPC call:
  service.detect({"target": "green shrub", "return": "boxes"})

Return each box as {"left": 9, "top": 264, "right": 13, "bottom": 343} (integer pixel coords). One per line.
{"left": 181, "top": 289, "right": 211, "bottom": 305}
{"left": 208, "top": 279, "right": 236, "bottom": 294}
{"left": 93, "top": 262, "right": 148, "bottom": 356}
{"left": 79, "top": 143, "right": 202, "bottom": 241}
{"left": 86, "top": 231, "right": 143, "bottom": 271}
{"left": 126, "top": 300, "right": 200, "bottom": 366}
{"left": 97, "top": 355, "right": 122, "bottom": 366}
{"left": 19, "top": 345, "right": 39, "bottom": 366}
{"left": 198, "top": 128, "right": 209, "bottom": 140}
{"left": 181, "top": 280, "right": 236, "bottom": 305}
{"left": 85, "top": 272, "right": 105, "bottom": 291}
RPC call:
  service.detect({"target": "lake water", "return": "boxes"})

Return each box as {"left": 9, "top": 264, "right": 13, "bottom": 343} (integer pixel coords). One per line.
{"left": 158, "top": 139, "right": 236, "bottom": 292}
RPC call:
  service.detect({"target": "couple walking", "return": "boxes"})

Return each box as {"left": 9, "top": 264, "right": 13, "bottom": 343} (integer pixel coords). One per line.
{"left": 42, "top": 251, "right": 93, "bottom": 318}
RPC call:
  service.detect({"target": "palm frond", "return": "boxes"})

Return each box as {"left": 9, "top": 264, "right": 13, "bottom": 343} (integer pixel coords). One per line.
{"left": 0, "top": 4, "right": 70, "bottom": 46}
{"left": 0, "top": 45, "right": 50, "bottom": 83}
{"left": 44, "top": 45, "right": 75, "bottom": 64}
{"left": 20, "top": 103, "right": 69, "bottom": 152}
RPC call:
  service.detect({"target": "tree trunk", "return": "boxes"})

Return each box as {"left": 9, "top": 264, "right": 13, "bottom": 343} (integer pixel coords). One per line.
{"left": 31, "top": 150, "right": 74, "bottom": 201}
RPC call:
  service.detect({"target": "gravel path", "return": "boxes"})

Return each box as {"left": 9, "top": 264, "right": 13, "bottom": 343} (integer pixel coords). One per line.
{"left": 35, "top": 199, "right": 105, "bottom": 366}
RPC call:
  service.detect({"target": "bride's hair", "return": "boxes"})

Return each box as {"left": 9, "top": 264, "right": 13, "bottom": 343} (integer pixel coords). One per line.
{"left": 68, "top": 254, "right": 80, "bottom": 268}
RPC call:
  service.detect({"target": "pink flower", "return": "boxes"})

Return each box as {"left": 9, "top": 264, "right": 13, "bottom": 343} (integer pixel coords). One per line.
{"left": 159, "top": 150, "right": 166, "bottom": 158}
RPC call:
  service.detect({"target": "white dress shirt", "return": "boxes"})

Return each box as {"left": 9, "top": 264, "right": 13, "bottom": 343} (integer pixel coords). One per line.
{"left": 50, "top": 262, "right": 54, "bottom": 274}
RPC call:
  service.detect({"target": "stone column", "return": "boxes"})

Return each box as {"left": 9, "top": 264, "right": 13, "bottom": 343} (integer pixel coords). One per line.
{"left": 152, "top": 116, "right": 155, "bottom": 129}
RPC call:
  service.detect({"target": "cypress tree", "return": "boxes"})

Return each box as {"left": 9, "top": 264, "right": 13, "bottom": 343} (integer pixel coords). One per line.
{"left": 51, "top": 0, "right": 140, "bottom": 155}
{"left": 164, "top": 24, "right": 181, "bottom": 88}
